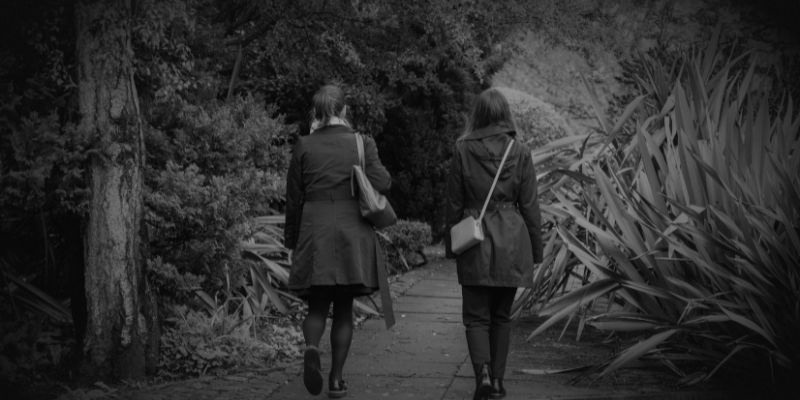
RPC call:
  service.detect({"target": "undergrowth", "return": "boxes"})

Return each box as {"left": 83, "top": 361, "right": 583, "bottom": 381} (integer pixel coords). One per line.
{"left": 158, "top": 305, "right": 303, "bottom": 378}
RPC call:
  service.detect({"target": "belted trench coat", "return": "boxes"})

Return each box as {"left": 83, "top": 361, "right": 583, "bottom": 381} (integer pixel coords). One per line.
{"left": 445, "top": 125, "right": 543, "bottom": 287}
{"left": 284, "top": 125, "right": 391, "bottom": 296}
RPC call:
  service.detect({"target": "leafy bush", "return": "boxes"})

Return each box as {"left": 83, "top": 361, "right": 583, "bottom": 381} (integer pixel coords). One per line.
{"left": 145, "top": 95, "right": 291, "bottom": 293}
{"left": 496, "top": 87, "right": 572, "bottom": 150}
{"left": 147, "top": 162, "right": 262, "bottom": 280}
{"left": 0, "top": 113, "right": 87, "bottom": 215}
{"left": 379, "top": 219, "right": 433, "bottom": 273}
{"left": 143, "top": 95, "right": 303, "bottom": 378}
{"left": 154, "top": 215, "right": 309, "bottom": 379}
{"left": 146, "top": 96, "right": 292, "bottom": 176}
{"left": 526, "top": 34, "right": 800, "bottom": 391}
{"left": 614, "top": 44, "right": 684, "bottom": 116}
{"left": 147, "top": 257, "right": 205, "bottom": 305}
{"left": 158, "top": 305, "right": 302, "bottom": 378}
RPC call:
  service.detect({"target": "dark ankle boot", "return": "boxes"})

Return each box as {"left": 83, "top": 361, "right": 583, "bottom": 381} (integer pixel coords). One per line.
{"left": 473, "top": 363, "right": 492, "bottom": 400}
{"left": 489, "top": 378, "right": 506, "bottom": 399}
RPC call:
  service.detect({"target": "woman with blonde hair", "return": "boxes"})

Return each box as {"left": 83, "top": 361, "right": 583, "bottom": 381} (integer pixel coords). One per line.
{"left": 446, "top": 87, "right": 543, "bottom": 400}
{"left": 284, "top": 84, "right": 392, "bottom": 398}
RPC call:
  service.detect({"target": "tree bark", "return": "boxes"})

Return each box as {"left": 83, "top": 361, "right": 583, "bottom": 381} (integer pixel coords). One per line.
{"left": 76, "top": 0, "right": 157, "bottom": 381}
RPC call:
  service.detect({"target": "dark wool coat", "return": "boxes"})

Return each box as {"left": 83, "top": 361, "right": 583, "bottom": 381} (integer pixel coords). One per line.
{"left": 284, "top": 125, "right": 391, "bottom": 294}
{"left": 445, "top": 125, "right": 543, "bottom": 287}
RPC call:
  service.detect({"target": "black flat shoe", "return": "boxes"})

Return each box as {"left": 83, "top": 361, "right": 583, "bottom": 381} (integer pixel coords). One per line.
{"left": 303, "top": 346, "right": 323, "bottom": 395}
{"left": 327, "top": 378, "right": 348, "bottom": 398}
{"left": 489, "top": 378, "right": 506, "bottom": 399}
{"left": 473, "top": 363, "right": 492, "bottom": 400}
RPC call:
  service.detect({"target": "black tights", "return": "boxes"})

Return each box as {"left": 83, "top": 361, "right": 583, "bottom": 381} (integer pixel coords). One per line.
{"left": 302, "top": 287, "right": 354, "bottom": 382}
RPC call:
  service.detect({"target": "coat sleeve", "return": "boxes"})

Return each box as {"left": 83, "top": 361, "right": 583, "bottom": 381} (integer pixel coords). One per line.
{"left": 516, "top": 144, "right": 543, "bottom": 263}
{"left": 363, "top": 134, "right": 392, "bottom": 193}
{"left": 444, "top": 142, "right": 464, "bottom": 259}
{"left": 283, "top": 138, "right": 304, "bottom": 250}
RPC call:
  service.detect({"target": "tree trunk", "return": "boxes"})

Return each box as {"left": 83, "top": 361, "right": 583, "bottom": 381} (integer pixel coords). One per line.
{"left": 76, "top": 0, "right": 157, "bottom": 381}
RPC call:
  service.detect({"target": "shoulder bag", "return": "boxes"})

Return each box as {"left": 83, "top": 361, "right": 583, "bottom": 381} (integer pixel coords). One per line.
{"left": 351, "top": 133, "right": 397, "bottom": 229}
{"left": 450, "top": 139, "right": 515, "bottom": 255}
{"left": 351, "top": 133, "right": 397, "bottom": 329}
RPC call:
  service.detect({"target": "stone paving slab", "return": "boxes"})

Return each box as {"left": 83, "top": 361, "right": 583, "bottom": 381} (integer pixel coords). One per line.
{"left": 347, "top": 319, "right": 464, "bottom": 356}
{"left": 443, "top": 375, "right": 665, "bottom": 400}
{"left": 395, "top": 311, "right": 462, "bottom": 323}
{"left": 426, "top": 269, "right": 458, "bottom": 281}
{"left": 384, "top": 317, "right": 463, "bottom": 342}
{"left": 402, "top": 279, "right": 461, "bottom": 298}
{"left": 346, "top": 357, "right": 462, "bottom": 377}
{"left": 392, "top": 296, "right": 462, "bottom": 314}
{"left": 272, "top": 375, "right": 454, "bottom": 400}
{"left": 357, "top": 334, "right": 465, "bottom": 360}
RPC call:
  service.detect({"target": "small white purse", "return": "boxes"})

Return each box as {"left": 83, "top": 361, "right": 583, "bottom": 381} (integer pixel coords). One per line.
{"left": 450, "top": 140, "right": 515, "bottom": 255}
{"left": 450, "top": 215, "right": 484, "bottom": 255}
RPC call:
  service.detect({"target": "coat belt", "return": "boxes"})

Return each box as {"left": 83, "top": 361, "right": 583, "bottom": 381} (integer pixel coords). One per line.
{"left": 465, "top": 201, "right": 517, "bottom": 213}
{"left": 305, "top": 186, "right": 355, "bottom": 202}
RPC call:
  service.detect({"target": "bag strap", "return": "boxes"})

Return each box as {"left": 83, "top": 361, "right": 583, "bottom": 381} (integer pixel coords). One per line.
{"left": 355, "top": 133, "right": 365, "bottom": 169}
{"left": 352, "top": 133, "right": 396, "bottom": 329}
{"left": 352, "top": 133, "right": 366, "bottom": 197}
{"left": 477, "top": 140, "right": 515, "bottom": 222}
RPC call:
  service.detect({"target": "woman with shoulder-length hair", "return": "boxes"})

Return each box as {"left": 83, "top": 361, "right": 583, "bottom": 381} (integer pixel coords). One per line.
{"left": 284, "top": 84, "right": 392, "bottom": 398}
{"left": 446, "top": 87, "right": 543, "bottom": 400}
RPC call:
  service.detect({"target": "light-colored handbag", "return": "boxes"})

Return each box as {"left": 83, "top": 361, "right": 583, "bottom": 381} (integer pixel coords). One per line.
{"left": 450, "top": 139, "right": 515, "bottom": 255}
{"left": 351, "top": 133, "right": 397, "bottom": 229}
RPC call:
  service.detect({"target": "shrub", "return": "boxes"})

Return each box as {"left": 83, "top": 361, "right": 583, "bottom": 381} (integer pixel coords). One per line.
{"left": 157, "top": 305, "right": 302, "bottom": 378}
{"left": 526, "top": 34, "right": 800, "bottom": 391}
{"left": 145, "top": 95, "right": 291, "bottom": 293}
{"left": 496, "top": 87, "right": 571, "bottom": 150}
{"left": 146, "top": 257, "right": 205, "bottom": 305}
{"left": 379, "top": 219, "right": 432, "bottom": 273}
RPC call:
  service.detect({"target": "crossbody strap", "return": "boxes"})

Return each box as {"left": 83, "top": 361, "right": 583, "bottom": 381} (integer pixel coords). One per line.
{"left": 477, "top": 140, "right": 515, "bottom": 222}
{"left": 355, "top": 133, "right": 365, "bottom": 169}
{"left": 352, "top": 133, "right": 365, "bottom": 197}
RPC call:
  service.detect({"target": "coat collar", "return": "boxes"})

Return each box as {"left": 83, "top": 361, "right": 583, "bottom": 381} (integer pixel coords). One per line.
{"left": 312, "top": 124, "right": 354, "bottom": 135}
{"left": 460, "top": 124, "right": 515, "bottom": 141}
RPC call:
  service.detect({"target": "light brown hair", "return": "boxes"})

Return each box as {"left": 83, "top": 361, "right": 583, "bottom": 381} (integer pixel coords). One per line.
{"left": 463, "top": 88, "right": 516, "bottom": 137}
{"left": 310, "top": 85, "right": 347, "bottom": 126}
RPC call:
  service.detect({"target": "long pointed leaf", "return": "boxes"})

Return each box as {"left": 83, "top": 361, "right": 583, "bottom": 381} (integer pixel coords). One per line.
{"left": 611, "top": 94, "right": 647, "bottom": 135}
{"left": 527, "top": 279, "right": 619, "bottom": 340}
{"left": 600, "top": 329, "right": 677, "bottom": 377}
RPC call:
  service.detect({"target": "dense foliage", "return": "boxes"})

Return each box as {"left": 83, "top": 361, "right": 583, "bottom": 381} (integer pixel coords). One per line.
{"left": 524, "top": 33, "right": 799, "bottom": 392}
{"left": 210, "top": 0, "right": 534, "bottom": 233}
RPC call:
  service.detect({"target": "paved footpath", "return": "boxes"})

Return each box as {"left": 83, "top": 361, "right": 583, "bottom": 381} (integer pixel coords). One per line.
{"left": 118, "top": 258, "right": 732, "bottom": 400}
{"left": 267, "top": 260, "right": 730, "bottom": 400}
